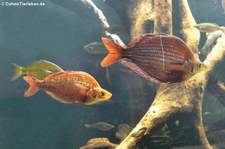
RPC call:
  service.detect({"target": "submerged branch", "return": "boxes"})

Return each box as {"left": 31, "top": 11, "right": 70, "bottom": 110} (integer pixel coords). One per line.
{"left": 129, "top": 0, "right": 154, "bottom": 38}
{"left": 178, "top": 0, "right": 200, "bottom": 56}
{"left": 218, "top": 82, "right": 225, "bottom": 91}
{"left": 81, "top": 0, "right": 126, "bottom": 48}
{"left": 80, "top": 138, "right": 118, "bottom": 149}
{"left": 206, "top": 76, "right": 225, "bottom": 107}
{"left": 154, "top": 0, "right": 172, "bottom": 34}
{"left": 204, "top": 34, "right": 225, "bottom": 71}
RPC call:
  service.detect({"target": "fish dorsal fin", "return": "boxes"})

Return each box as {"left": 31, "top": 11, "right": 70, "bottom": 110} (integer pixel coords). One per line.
{"left": 127, "top": 34, "right": 155, "bottom": 47}
{"left": 76, "top": 71, "right": 100, "bottom": 88}
{"left": 123, "top": 59, "right": 162, "bottom": 83}
{"left": 211, "top": 23, "right": 220, "bottom": 28}
{"left": 127, "top": 37, "right": 141, "bottom": 47}
{"left": 127, "top": 33, "right": 168, "bottom": 48}
{"left": 34, "top": 60, "right": 64, "bottom": 71}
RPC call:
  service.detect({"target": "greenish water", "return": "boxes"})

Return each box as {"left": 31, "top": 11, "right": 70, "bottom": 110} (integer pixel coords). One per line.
{"left": 0, "top": 0, "right": 225, "bottom": 149}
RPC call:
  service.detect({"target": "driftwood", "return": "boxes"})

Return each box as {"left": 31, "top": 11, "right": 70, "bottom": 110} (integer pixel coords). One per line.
{"left": 79, "top": 138, "right": 117, "bottom": 149}
{"left": 154, "top": 0, "right": 172, "bottom": 34}
{"left": 81, "top": 0, "right": 126, "bottom": 48}
{"left": 80, "top": 0, "right": 225, "bottom": 148}
{"left": 129, "top": 0, "right": 154, "bottom": 37}
{"left": 206, "top": 76, "right": 225, "bottom": 107}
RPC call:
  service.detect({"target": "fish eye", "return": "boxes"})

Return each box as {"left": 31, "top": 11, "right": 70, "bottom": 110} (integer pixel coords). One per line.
{"left": 101, "top": 91, "right": 105, "bottom": 96}
{"left": 197, "top": 64, "right": 202, "bottom": 68}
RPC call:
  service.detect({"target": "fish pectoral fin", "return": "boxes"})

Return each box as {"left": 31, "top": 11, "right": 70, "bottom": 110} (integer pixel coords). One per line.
{"left": 124, "top": 59, "right": 162, "bottom": 83}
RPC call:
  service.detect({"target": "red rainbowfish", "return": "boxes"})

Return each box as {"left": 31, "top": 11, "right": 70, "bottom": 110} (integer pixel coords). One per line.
{"left": 23, "top": 71, "right": 112, "bottom": 105}
{"left": 101, "top": 33, "right": 207, "bottom": 83}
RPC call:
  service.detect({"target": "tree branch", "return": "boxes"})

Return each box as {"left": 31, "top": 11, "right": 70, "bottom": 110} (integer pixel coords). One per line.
{"left": 129, "top": 0, "right": 154, "bottom": 37}
{"left": 178, "top": 0, "right": 200, "bottom": 56}
{"left": 206, "top": 76, "right": 225, "bottom": 107}
{"left": 154, "top": 0, "right": 172, "bottom": 34}
{"left": 204, "top": 35, "right": 225, "bottom": 71}
{"left": 81, "top": 0, "right": 126, "bottom": 48}
{"left": 80, "top": 138, "right": 117, "bottom": 149}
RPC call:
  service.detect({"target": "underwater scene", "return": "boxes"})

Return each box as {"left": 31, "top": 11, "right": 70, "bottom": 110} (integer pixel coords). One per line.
{"left": 1, "top": 0, "right": 225, "bottom": 148}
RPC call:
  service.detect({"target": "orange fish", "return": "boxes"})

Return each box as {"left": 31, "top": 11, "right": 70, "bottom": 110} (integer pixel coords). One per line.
{"left": 23, "top": 71, "right": 112, "bottom": 105}
{"left": 101, "top": 33, "right": 207, "bottom": 83}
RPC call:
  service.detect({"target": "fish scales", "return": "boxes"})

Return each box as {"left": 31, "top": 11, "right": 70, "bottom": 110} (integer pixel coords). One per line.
{"left": 130, "top": 53, "right": 172, "bottom": 67}
{"left": 130, "top": 53, "right": 184, "bottom": 63}
{"left": 126, "top": 49, "right": 185, "bottom": 65}
{"left": 126, "top": 47, "right": 184, "bottom": 58}
{"left": 130, "top": 56, "right": 184, "bottom": 68}
{"left": 42, "top": 72, "right": 98, "bottom": 89}
{"left": 126, "top": 42, "right": 186, "bottom": 58}
{"left": 131, "top": 54, "right": 184, "bottom": 71}
{"left": 161, "top": 37, "right": 190, "bottom": 54}
{"left": 128, "top": 38, "right": 190, "bottom": 58}
{"left": 134, "top": 48, "right": 185, "bottom": 59}
{"left": 125, "top": 47, "right": 191, "bottom": 65}
{"left": 139, "top": 57, "right": 186, "bottom": 81}
{"left": 101, "top": 33, "right": 206, "bottom": 83}
{"left": 123, "top": 35, "right": 196, "bottom": 82}
{"left": 130, "top": 54, "right": 184, "bottom": 66}
{"left": 169, "top": 39, "right": 195, "bottom": 58}
{"left": 130, "top": 51, "right": 185, "bottom": 62}
{"left": 132, "top": 58, "right": 175, "bottom": 75}
{"left": 23, "top": 71, "right": 112, "bottom": 104}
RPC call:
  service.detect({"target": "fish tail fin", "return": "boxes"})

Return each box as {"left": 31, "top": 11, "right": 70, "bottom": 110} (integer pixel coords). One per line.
{"left": 101, "top": 37, "right": 123, "bottom": 67}
{"left": 11, "top": 63, "right": 25, "bottom": 81}
{"left": 23, "top": 76, "right": 40, "bottom": 97}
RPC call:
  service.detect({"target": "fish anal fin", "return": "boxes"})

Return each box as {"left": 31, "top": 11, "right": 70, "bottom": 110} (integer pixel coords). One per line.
{"left": 124, "top": 60, "right": 162, "bottom": 83}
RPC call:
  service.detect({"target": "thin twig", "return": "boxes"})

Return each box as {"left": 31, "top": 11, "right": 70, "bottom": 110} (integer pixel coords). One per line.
{"left": 81, "top": 0, "right": 126, "bottom": 48}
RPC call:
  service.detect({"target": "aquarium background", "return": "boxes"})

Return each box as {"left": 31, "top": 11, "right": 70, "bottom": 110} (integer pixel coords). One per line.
{"left": 0, "top": 0, "right": 225, "bottom": 149}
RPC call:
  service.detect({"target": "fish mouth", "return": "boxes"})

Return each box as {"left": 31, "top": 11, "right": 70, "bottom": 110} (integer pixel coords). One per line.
{"left": 101, "top": 89, "right": 112, "bottom": 100}
{"left": 201, "top": 63, "right": 208, "bottom": 72}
